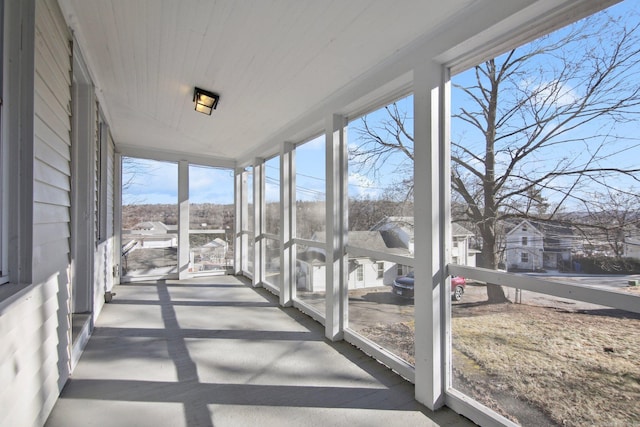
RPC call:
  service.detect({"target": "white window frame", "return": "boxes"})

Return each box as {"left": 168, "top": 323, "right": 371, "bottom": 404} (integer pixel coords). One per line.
{"left": 521, "top": 252, "right": 529, "bottom": 263}
{"left": 96, "top": 120, "right": 109, "bottom": 244}
{"left": 522, "top": 236, "right": 528, "bottom": 246}
{"left": 0, "top": 99, "right": 6, "bottom": 285}
{"left": 0, "top": 0, "right": 6, "bottom": 285}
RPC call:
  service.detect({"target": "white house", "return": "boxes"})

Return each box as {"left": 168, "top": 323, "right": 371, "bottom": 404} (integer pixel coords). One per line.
{"left": 505, "top": 220, "right": 574, "bottom": 271}
{"left": 505, "top": 220, "right": 546, "bottom": 271}
{"left": 624, "top": 237, "right": 640, "bottom": 260}
{"left": 297, "top": 230, "right": 411, "bottom": 292}
{"left": 451, "top": 223, "right": 478, "bottom": 267}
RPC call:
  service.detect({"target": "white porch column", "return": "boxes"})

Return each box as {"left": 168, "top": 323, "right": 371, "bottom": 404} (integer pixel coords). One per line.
{"left": 253, "top": 159, "right": 264, "bottom": 287}
{"left": 280, "top": 142, "right": 295, "bottom": 306}
{"left": 234, "top": 167, "right": 245, "bottom": 275}
{"left": 325, "top": 114, "right": 348, "bottom": 341}
{"left": 178, "top": 160, "right": 189, "bottom": 279}
{"left": 413, "top": 61, "right": 449, "bottom": 410}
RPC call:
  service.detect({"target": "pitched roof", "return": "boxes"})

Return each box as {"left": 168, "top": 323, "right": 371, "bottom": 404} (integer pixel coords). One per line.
{"left": 372, "top": 217, "right": 473, "bottom": 237}
{"left": 452, "top": 223, "right": 473, "bottom": 237}
{"left": 310, "top": 231, "right": 411, "bottom": 257}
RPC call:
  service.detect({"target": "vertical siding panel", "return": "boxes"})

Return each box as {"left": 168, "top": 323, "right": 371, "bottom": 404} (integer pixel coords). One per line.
{"left": 33, "top": 0, "right": 71, "bottom": 285}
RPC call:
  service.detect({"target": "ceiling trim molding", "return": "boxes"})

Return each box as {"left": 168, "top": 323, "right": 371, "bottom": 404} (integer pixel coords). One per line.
{"left": 117, "top": 144, "right": 236, "bottom": 169}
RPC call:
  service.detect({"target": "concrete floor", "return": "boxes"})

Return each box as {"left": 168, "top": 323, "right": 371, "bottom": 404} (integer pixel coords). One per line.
{"left": 45, "top": 276, "right": 475, "bottom": 427}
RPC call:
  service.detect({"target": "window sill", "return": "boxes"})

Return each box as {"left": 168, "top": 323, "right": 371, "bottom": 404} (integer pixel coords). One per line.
{"left": 0, "top": 282, "right": 35, "bottom": 315}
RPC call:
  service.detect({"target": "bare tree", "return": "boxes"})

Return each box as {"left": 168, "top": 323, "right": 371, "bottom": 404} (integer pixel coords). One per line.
{"left": 574, "top": 188, "right": 640, "bottom": 261}
{"left": 350, "top": 6, "right": 640, "bottom": 302}
{"left": 121, "top": 156, "right": 160, "bottom": 205}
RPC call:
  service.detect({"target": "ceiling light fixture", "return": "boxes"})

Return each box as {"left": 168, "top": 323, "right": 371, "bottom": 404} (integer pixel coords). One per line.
{"left": 193, "top": 87, "right": 219, "bottom": 115}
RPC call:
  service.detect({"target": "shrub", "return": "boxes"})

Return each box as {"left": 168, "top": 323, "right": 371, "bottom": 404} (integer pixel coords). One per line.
{"left": 572, "top": 256, "right": 640, "bottom": 274}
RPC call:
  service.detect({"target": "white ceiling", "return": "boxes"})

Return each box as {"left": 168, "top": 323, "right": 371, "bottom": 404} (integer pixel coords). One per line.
{"left": 58, "top": 0, "right": 575, "bottom": 165}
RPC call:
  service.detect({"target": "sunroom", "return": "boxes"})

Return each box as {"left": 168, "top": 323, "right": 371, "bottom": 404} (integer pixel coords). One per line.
{"left": 1, "top": 1, "right": 639, "bottom": 426}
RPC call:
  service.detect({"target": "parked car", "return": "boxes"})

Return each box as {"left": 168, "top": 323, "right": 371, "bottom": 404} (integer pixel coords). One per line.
{"left": 392, "top": 272, "right": 466, "bottom": 301}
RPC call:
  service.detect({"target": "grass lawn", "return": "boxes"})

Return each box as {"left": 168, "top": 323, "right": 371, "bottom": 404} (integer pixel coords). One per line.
{"left": 361, "top": 301, "right": 640, "bottom": 426}
{"left": 453, "top": 303, "right": 640, "bottom": 426}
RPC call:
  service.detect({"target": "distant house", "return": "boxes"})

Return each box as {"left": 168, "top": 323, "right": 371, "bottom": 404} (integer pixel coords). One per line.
{"left": 122, "top": 221, "right": 178, "bottom": 252}
{"left": 297, "top": 230, "right": 411, "bottom": 292}
{"left": 371, "top": 216, "right": 415, "bottom": 254}
{"left": 505, "top": 220, "right": 574, "bottom": 271}
{"left": 451, "top": 223, "right": 478, "bottom": 267}
{"left": 371, "top": 216, "right": 477, "bottom": 267}
{"left": 624, "top": 237, "right": 640, "bottom": 260}
{"left": 346, "top": 231, "right": 411, "bottom": 288}
{"left": 191, "top": 238, "right": 229, "bottom": 272}
{"left": 128, "top": 221, "right": 178, "bottom": 235}
{"left": 297, "top": 218, "right": 477, "bottom": 292}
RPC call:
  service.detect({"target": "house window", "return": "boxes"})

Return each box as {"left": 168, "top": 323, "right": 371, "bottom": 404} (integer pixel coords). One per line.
{"left": 377, "top": 262, "right": 384, "bottom": 278}
{"left": 356, "top": 264, "right": 364, "bottom": 281}
{"left": 522, "top": 225, "right": 528, "bottom": 231}
{"left": 522, "top": 236, "right": 528, "bottom": 246}
{"left": 521, "top": 252, "right": 529, "bottom": 263}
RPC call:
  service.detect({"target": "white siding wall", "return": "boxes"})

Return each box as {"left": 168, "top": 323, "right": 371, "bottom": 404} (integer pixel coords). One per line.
{"left": 33, "top": 0, "right": 72, "bottom": 286}
{"left": 0, "top": 1, "right": 72, "bottom": 426}
{"left": 347, "top": 259, "right": 388, "bottom": 289}
{"left": 506, "top": 224, "right": 544, "bottom": 270}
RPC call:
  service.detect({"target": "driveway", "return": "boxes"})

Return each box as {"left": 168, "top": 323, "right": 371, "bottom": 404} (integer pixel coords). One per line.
{"left": 522, "top": 272, "right": 640, "bottom": 291}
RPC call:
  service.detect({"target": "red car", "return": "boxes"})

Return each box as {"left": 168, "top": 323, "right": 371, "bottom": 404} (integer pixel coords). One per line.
{"left": 392, "top": 272, "right": 466, "bottom": 301}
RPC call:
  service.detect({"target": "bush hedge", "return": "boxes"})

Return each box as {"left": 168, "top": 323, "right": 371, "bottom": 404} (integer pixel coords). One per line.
{"left": 571, "top": 256, "right": 640, "bottom": 274}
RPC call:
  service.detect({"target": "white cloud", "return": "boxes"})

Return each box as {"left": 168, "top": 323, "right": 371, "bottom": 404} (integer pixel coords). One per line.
{"left": 521, "top": 78, "right": 579, "bottom": 107}
{"left": 301, "top": 134, "right": 325, "bottom": 149}
{"left": 122, "top": 160, "right": 235, "bottom": 205}
{"left": 348, "top": 173, "right": 380, "bottom": 199}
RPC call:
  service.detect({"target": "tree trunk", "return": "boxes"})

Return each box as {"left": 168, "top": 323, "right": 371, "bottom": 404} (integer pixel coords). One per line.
{"left": 486, "top": 283, "right": 509, "bottom": 303}
{"left": 477, "top": 67, "right": 510, "bottom": 304}
{"left": 479, "top": 233, "right": 510, "bottom": 304}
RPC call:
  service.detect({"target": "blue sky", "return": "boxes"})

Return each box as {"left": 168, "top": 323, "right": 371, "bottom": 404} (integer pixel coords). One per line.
{"left": 448, "top": 0, "right": 640, "bottom": 209}
{"left": 123, "top": 1, "right": 638, "bottom": 208}
{"left": 122, "top": 159, "right": 235, "bottom": 205}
